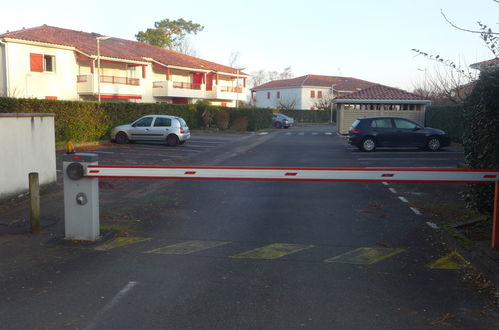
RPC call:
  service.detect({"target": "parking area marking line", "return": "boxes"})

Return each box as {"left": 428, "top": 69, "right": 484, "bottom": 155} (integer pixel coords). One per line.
{"left": 285, "top": 132, "right": 292, "bottom": 135}
{"left": 298, "top": 133, "right": 305, "bottom": 136}
{"left": 230, "top": 243, "right": 315, "bottom": 260}
{"left": 85, "top": 281, "right": 137, "bottom": 330}
{"left": 324, "top": 247, "right": 405, "bottom": 264}
{"left": 258, "top": 132, "right": 270, "bottom": 136}
{"left": 95, "top": 237, "right": 152, "bottom": 251}
{"left": 145, "top": 240, "right": 231, "bottom": 255}
{"left": 427, "top": 251, "right": 467, "bottom": 270}
{"left": 398, "top": 196, "right": 409, "bottom": 203}
{"left": 389, "top": 188, "right": 397, "bottom": 194}
{"left": 325, "top": 132, "right": 333, "bottom": 135}
{"left": 410, "top": 207, "right": 422, "bottom": 215}
{"left": 382, "top": 182, "right": 389, "bottom": 186}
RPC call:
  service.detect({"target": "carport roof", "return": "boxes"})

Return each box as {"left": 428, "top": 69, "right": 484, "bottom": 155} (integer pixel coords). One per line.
{"left": 333, "top": 84, "right": 430, "bottom": 104}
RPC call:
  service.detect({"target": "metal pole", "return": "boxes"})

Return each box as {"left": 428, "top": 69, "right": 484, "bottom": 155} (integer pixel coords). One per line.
{"left": 97, "top": 38, "right": 101, "bottom": 103}
{"left": 29, "top": 172, "right": 40, "bottom": 234}
{"left": 491, "top": 181, "right": 499, "bottom": 249}
{"left": 330, "top": 85, "right": 335, "bottom": 124}
{"left": 236, "top": 69, "right": 239, "bottom": 110}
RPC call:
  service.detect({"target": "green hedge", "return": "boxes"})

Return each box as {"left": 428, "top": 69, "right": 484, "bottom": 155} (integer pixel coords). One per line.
{"left": 425, "top": 105, "right": 464, "bottom": 142}
{"left": 0, "top": 97, "right": 273, "bottom": 143}
{"left": 280, "top": 109, "right": 334, "bottom": 123}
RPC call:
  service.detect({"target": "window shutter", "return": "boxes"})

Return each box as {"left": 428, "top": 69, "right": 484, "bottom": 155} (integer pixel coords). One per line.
{"left": 318, "top": 91, "right": 322, "bottom": 98}
{"left": 310, "top": 91, "right": 315, "bottom": 98}
{"left": 30, "top": 53, "right": 43, "bottom": 72}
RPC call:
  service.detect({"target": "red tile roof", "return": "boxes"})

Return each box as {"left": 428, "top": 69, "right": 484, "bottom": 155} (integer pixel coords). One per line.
{"left": 470, "top": 57, "right": 499, "bottom": 70}
{"left": 335, "top": 84, "right": 428, "bottom": 102}
{"left": 252, "top": 74, "right": 377, "bottom": 93}
{"left": 0, "top": 25, "right": 246, "bottom": 75}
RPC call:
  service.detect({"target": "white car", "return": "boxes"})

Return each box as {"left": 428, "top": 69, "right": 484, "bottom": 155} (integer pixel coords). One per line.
{"left": 111, "top": 115, "right": 191, "bottom": 146}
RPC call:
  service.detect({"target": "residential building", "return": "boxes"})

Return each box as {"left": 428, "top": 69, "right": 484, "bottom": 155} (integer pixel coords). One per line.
{"left": 470, "top": 57, "right": 499, "bottom": 72}
{"left": 251, "top": 74, "right": 377, "bottom": 110}
{"left": 0, "top": 25, "right": 248, "bottom": 105}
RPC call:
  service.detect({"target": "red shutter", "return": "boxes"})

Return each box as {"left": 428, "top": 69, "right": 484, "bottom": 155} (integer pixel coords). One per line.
{"left": 142, "top": 65, "right": 146, "bottom": 79}
{"left": 30, "top": 53, "right": 43, "bottom": 72}
{"left": 318, "top": 91, "right": 322, "bottom": 98}
{"left": 310, "top": 91, "right": 315, "bottom": 98}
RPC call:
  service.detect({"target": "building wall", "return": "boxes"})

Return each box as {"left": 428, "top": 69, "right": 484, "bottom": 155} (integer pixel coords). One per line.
{"left": 6, "top": 42, "right": 80, "bottom": 100}
{"left": 0, "top": 114, "right": 56, "bottom": 201}
{"left": 301, "top": 86, "right": 332, "bottom": 110}
{"left": 255, "top": 87, "right": 303, "bottom": 109}
{"left": 0, "top": 43, "right": 6, "bottom": 96}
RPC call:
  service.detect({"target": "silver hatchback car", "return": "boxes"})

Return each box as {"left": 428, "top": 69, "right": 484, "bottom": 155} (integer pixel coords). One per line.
{"left": 111, "top": 115, "right": 191, "bottom": 146}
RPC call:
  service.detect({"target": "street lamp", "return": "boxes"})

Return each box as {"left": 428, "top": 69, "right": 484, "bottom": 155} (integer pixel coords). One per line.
{"left": 330, "top": 84, "right": 337, "bottom": 124}
{"left": 234, "top": 67, "right": 245, "bottom": 110}
{"left": 96, "top": 36, "right": 111, "bottom": 103}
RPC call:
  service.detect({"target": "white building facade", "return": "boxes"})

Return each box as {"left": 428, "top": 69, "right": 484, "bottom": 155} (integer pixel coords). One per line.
{"left": 252, "top": 75, "right": 377, "bottom": 110}
{"left": 0, "top": 25, "right": 248, "bottom": 106}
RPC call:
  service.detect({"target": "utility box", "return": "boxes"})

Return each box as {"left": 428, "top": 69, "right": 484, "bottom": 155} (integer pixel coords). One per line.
{"left": 62, "top": 153, "right": 99, "bottom": 241}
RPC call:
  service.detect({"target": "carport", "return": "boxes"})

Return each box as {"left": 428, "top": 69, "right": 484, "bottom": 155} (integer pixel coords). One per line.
{"left": 334, "top": 85, "right": 431, "bottom": 134}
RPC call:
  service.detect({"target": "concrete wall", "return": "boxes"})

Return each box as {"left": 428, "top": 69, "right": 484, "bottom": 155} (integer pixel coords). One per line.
{"left": 0, "top": 114, "right": 56, "bottom": 200}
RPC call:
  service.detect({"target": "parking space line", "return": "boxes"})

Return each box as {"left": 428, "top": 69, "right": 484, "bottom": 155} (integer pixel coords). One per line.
{"left": 95, "top": 237, "right": 151, "bottom": 251}
{"left": 427, "top": 251, "right": 467, "bottom": 270}
{"left": 398, "top": 196, "right": 409, "bottom": 203}
{"left": 230, "top": 243, "right": 315, "bottom": 260}
{"left": 323, "top": 247, "right": 405, "bottom": 264}
{"left": 389, "top": 188, "right": 397, "bottom": 194}
{"left": 410, "top": 207, "right": 422, "bottom": 215}
{"left": 145, "top": 240, "right": 231, "bottom": 255}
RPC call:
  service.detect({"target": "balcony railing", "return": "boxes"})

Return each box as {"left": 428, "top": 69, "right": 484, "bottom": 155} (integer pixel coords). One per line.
{"left": 173, "top": 81, "right": 202, "bottom": 90}
{"left": 220, "top": 86, "right": 243, "bottom": 93}
{"left": 76, "top": 75, "right": 140, "bottom": 86}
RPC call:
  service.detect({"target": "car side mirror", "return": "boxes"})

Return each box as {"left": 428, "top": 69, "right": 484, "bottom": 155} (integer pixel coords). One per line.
{"left": 413, "top": 126, "right": 421, "bottom": 131}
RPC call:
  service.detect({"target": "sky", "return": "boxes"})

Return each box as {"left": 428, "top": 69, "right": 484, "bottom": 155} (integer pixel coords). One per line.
{"left": 1, "top": 0, "right": 497, "bottom": 90}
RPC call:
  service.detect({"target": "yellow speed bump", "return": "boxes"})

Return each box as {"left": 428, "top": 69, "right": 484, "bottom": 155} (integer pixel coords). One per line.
{"left": 95, "top": 237, "right": 151, "bottom": 251}
{"left": 146, "top": 240, "right": 231, "bottom": 255}
{"left": 231, "top": 243, "right": 315, "bottom": 260}
{"left": 324, "top": 247, "right": 405, "bottom": 264}
{"left": 427, "top": 251, "right": 467, "bottom": 270}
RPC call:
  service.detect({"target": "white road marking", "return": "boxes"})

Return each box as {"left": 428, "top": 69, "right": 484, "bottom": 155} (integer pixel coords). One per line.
{"left": 389, "top": 188, "right": 397, "bottom": 194}
{"left": 312, "top": 132, "right": 318, "bottom": 135}
{"left": 410, "top": 207, "right": 422, "bottom": 215}
{"left": 85, "top": 281, "right": 137, "bottom": 330}
{"left": 285, "top": 132, "right": 292, "bottom": 135}
{"left": 325, "top": 132, "right": 333, "bottom": 136}
{"left": 426, "top": 221, "right": 439, "bottom": 229}
{"left": 258, "top": 132, "right": 269, "bottom": 136}
{"left": 398, "top": 196, "right": 409, "bottom": 203}
{"left": 298, "top": 133, "right": 305, "bottom": 136}
{"left": 382, "top": 182, "right": 389, "bottom": 186}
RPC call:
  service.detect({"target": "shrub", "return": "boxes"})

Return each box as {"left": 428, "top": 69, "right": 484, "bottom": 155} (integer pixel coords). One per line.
{"left": 425, "top": 105, "right": 464, "bottom": 142}
{"left": 280, "top": 109, "right": 333, "bottom": 123}
{"left": 230, "top": 117, "right": 248, "bottom": 131}
{"left": 214, "top": 110, "right": 230, "bottom": 130}
{"left": 462, "top": 70, "right": 499, "bottom": 214}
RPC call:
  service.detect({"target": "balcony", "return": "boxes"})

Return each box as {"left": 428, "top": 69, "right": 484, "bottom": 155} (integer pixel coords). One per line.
{"left": 77, "top": 74, "right": 142, "bottom": 97}
{"left": 152, "top": 80, "right": 205, "bottom": 98}
{"left": 206, "top": 85, "right": 245, "bottom": 101}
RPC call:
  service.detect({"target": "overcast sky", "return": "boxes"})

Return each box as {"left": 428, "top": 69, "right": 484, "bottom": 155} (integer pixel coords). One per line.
{"left": 1, "top": 0, "right": 497, "bottom": 90}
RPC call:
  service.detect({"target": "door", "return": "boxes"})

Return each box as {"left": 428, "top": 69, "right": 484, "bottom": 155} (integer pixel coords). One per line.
{"left": 128, "top": 116, "right": 154, "bottom": 140}
{"left": 192, "top": 73, "right": 203, "bottom": 90}
{"left": 370, "top": 118, "right": 395, "bottom": 146}
{"left": 206, "top": 73, "right": 213, "bottom": 91}
{"left": 393, "top": 118, "right": 425, "bottom": 146}
{"left": 149, "top": 117, "right": 172, "bottom": 140}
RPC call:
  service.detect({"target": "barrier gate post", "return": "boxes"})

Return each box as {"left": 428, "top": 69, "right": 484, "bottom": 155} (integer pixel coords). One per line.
{"left": 62, "top": 153, "right": 99, "bottom": 241}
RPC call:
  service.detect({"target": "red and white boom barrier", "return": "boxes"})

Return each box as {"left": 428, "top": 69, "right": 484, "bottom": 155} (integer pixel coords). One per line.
{"left": 86, "top": 166, "right": 498, "bottom": 183}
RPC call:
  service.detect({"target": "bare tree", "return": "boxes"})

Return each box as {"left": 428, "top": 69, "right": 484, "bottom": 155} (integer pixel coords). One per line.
{"left": 313, "top": 91, "right": 333, "bottom": 110}
{"left": 248, "top": 67, "right": 294, "bottom": 88}
{"left": 279, "top": 66, "right": 293, "bottom": 79}
{"left": 173, "top": 37, "right": 197, "bottom": 56}
{"left": 275, "top": 96, "right": 297, "bottom": 110}
{"left": 228, "top": 51, "right": 240, "bottom": 68}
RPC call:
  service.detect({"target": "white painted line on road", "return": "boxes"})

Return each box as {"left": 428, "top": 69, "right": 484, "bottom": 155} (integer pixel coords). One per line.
{"left": 426, "top": 221, "right": 439, "bottom": 229}
{"left": 410, "top": 207, "right": 422, "bottom": 215}
{"left": 85, "top": 281, "right": 137, "bottom": 330}
{"left": 389, "top": 188, "right": 397, "bottom": 194}
{"left": 382, "top": 182, "right": 389, "bottom": 186}
{"left": 325, "top": 132, "right": 333, "bottom": 136}
{"left": 285, "top": 132, "right": 292, "bottom": 135}
{"left": 398, "top": 196, "right": 409, "bottom": 203}
{"left": 258, "top": 132, "right": 269, "bottom": 136}
{"left": 298, "top": 133, "right": 305, "bottom": 136}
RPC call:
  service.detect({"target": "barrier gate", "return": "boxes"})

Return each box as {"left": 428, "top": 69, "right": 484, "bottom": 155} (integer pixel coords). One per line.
{"left": 63, "top": 153, "right": 499, "bottom": 248}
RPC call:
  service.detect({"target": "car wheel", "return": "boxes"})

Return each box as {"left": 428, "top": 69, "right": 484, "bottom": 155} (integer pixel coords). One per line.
{"left": 360, "top": 137, "right": 376, "bottom": 152}
{"left": 167, "top": 134, "right": 180, "bottom": 146}
{"left": 273, "top": 122, "right": 282, "bottom": 129}
{"left": 115, "top": 132, "right": 129, "bottom": 144}
{"left": 427, "top": 136, "right": 441, "bottom": 151}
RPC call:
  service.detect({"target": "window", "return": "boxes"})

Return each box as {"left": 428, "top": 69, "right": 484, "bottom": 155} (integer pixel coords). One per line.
{"left": 277, "top": 91, "right": 280, "bottom": 99}
{"left": 371, "top": 119, "right": 393, "bottom": 128}
{"left": 310, "top": 91, "right": 315, "bottom": 98}
{"left": 153, "top": 117, "right": 172, "bottom": 127}
{"left": 44, "top": 55, "right": 55, "bottom": 72}
{"left": 318, "top": 91, "right": 323, "bottom": 98}
{"left": 394, "top": 118, "right": 418, "bottom": 129}
{"left": 133, "top": 117, "right": 153, "bottom": 127}
{"left": 267, "top": 92, "right": 271, "bottom": 99}
{"left": 30, "top": 53, "right": 55, "bottom": 73}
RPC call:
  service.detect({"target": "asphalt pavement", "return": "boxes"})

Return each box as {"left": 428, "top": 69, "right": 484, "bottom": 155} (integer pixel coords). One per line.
{"left": 0, "top": 124, "right": 498, "bottom": 329}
